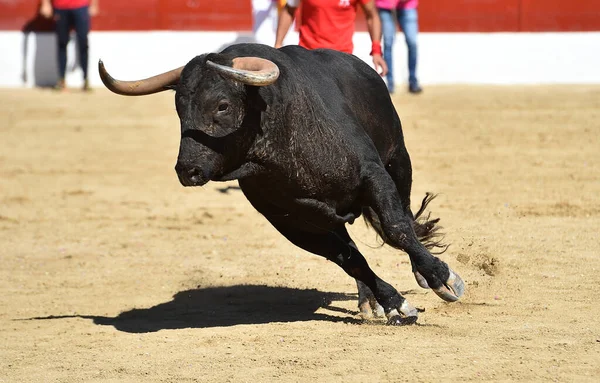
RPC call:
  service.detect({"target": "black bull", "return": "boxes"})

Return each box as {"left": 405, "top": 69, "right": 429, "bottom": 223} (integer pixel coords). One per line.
{"left": 99, "top": 43, "right": 464, "bottom": 325}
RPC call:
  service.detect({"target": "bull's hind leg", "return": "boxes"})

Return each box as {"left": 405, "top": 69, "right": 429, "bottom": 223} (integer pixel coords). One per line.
{"left": 269, "top": 222, "right": 418, "bottom": 325}
{"left": 384, "top": 144, "right": 414, "bottom": 214}
{"left": 363, "top": 163, "right": 465, "bottom": 302}
{"left": 384, "top": 151, "right": 449, "bottom": 287}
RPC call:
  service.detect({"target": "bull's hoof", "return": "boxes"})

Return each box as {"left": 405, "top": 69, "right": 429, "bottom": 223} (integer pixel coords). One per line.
{"left": 432, "top": 268, "right": 465, "bottom": 302}
{"left": 413, "top": 271, "right": 430, "bottom": 289}
{"left": 385, "top": 300, "right": 418, "bottom": 325}
{"left": 386, "top": 315, "right": 418, "bottom": 326}
{"left": 358, "top": 300, "right": 385, "bottom": 320}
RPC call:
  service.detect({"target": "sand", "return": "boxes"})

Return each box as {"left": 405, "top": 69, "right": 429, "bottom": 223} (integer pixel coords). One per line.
{"left": 1, "top": 85, "right": 599, "bottom": 382}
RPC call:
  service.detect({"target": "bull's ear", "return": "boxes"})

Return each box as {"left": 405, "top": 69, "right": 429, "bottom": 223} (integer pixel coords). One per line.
{"left": 205, "top": 52, "right": 227, "bottom": 63}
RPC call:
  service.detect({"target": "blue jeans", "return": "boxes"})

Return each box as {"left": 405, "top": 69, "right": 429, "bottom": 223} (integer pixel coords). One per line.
{"left": 378, "top": 7, "right": 419, "bottom": 91}
{"left": 54, "top": 6, "right": 90, "bottom": 80}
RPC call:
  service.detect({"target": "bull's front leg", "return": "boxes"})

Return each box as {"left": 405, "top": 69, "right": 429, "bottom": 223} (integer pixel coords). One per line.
{"left": 362, "top": 164, "right": 465, "bottom": 302}
{"left": 268, "top": 221, "right": 420, "bottom": 325}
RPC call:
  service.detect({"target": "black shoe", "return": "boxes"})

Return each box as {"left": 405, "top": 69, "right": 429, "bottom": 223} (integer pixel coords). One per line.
{"left": 409, "top": 84, "right": 423, "bottom": 94}
{"left": 82, "top": 79, "right": 91, "bottom": 92}
{"left": 53, "top": 78, "right": 66, "bottom": 91}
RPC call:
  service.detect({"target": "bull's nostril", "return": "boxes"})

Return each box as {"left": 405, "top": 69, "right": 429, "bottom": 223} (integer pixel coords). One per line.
{"left": 187, "top": 167, "right": 201, "bottom": 183}
{"left": 175, "top": 162, "right": 205, "bottom": 186}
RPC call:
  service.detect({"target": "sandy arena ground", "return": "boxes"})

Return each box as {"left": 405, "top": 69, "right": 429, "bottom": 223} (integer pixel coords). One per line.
{"left": 1, "top": 85, "right": 599, "bottom": 382}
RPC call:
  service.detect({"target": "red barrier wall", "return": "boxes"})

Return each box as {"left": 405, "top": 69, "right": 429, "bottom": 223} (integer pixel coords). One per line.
{"left": 3, "top": 0, "right": 600, "bottom": 32}
{"left": 520, "top": 0, "right": 600, "bottom": 31}
{"left": 417, "top": 0, "right": 521, "bottom": 32}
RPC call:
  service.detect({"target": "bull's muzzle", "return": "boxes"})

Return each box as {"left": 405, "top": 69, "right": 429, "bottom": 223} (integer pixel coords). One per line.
{"left": 175, "top": 162, "right": 207, "bottom": 187}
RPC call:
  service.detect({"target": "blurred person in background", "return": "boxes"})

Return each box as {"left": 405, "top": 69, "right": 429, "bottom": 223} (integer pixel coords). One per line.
{"left": 376, "top": 0, "right": 421, "bottom": 94}
{"left": 39, "top": 0, "right": 98, "bottom": 91}
{"left": 275, "top": 0, "right": 387, "bottom": 76}
{"left": 252, "top": 0, "right": 287, "bottom": 46}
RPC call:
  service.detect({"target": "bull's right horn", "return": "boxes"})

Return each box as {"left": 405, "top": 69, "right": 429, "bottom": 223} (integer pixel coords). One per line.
{"left": 206, "top": 57, "right": 279, "bottom": 86}
{"left": 98, "top": 60, "right": 183, "bottom": 96}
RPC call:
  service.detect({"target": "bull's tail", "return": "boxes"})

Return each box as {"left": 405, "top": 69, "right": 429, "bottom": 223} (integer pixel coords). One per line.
{"left": 362, "top": 193, "right": 448, "bottom": 254}
{"left": 412, "top": 193, "right": 449, "bottom": 254}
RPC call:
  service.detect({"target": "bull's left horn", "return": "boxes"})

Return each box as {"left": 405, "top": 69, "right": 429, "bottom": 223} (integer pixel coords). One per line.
{"left": 98, "top": 60, "right": 183, "bottom": 96}
{"left": 206, "top": 57, "right": 279, "bottom": 86}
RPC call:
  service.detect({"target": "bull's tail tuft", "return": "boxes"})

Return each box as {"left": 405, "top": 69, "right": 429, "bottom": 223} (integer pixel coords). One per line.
{"left": 413, "top": 193, "right": 449, "bottom": 254}
{"left": 362, "top": 192, "right": 449, "bottom": 254}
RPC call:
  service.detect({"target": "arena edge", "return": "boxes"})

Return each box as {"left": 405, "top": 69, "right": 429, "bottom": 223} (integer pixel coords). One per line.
{"left": 1, "top": 31, "right": 599, "bottom": 88}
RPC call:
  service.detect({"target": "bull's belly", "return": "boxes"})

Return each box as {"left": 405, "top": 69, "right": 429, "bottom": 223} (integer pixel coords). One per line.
{"left": 239, "top": 176, "right": 362, "bottom": 232}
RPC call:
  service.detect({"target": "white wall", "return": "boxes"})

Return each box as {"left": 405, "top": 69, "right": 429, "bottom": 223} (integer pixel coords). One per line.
{"left": 1, "top": 31, "right": 599, "bottom": 88}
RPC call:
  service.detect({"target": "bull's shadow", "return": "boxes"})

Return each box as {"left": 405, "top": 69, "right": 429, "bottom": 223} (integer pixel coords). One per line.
{"left": 26, "top": 285, "right": 359, "bottom": 333}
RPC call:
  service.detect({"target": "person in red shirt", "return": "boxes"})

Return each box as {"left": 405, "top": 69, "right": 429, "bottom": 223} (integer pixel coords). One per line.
{"left": 40, "top": 0, "right": 99, "bottom": 91}
{"left": 275, "top": 0, "right": 387, "bottom": 76}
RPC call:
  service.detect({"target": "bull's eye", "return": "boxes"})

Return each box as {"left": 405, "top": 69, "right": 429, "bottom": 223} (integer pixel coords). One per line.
{"left": 217, "top": 102, "right": 229, "bottom": 112}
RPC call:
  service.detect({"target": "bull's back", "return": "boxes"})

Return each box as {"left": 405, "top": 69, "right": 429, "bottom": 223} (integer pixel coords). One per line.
{"left": 221, "top": 43, "right": 404, "bottom": 164}
{"left": 280, "top": 46, "right": 404, "bottom": 163}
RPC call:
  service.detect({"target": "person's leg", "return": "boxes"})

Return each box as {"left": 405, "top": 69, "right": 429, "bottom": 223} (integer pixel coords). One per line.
{"left": 72, "top": 6, "right": 91, "bottom": 89}
{"left": 377, "top": 8, "right": 396, "bottom": 93}
{"left": 397, "top": 7, "right": 421, "bottom": 92}
{"left": 53, "top": 8, "right": 71, "bottom": 89}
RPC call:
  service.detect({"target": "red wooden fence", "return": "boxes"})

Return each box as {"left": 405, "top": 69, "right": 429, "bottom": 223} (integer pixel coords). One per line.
{"left": 3, "top": 0, "right": 600, "bottom": 32}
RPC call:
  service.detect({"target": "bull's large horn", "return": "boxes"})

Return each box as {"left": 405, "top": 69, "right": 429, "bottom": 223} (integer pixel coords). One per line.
{"left": 98, "top": 60, "right": 183, "bottom": 96}
{"left": 206, "top": 57, "right": 279, "bottom": 86}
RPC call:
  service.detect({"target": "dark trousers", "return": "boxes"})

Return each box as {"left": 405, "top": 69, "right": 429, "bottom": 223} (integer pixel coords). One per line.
{"left": 54, "top": 6, "right": 90, "bottom": 80}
